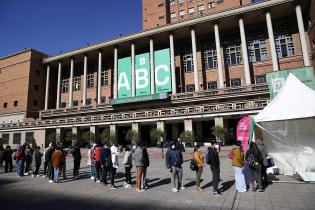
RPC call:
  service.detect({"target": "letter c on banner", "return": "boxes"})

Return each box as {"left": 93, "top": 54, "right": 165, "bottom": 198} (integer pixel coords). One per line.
{"left": 155, "top": 64, "right": 170, "bottom": 86}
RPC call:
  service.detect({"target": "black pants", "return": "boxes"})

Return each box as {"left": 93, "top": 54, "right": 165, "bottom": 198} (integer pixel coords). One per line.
{"left": 211, "top": 165, "right": 220, "bottom": 193}
{"left": 34, "top": 162, "right": 41, "bottom": 175}
{"left": 95, "top": 161, "right": 102, "bottom": 181}
{"left": 73, "top": 159, "right": 81, "bottom": 177}
{"left": 43, "top": 160, "right": 48, "bottom": 176}
{"left": 111, "top": 167, "right": 117, "bottom": 185}
{"left": 25, "top": 159, "right": 32, "bottom": 173}
{"left": 261, "top": 165, "right": 268, "bottom": 187}
{"left": 250, "top": 164, "right": 262, "bottom": 189}
{"left": 5, "top": 159, "right": 13, "bottom": 172}
{"left": 102, "top": 166, "right": 111, "bottom": 183}
{"left": 125, "top": 166, "right": 132, "bottom": 184}
{"left": 47, "top": 162, "right": 54, "bottom": 180}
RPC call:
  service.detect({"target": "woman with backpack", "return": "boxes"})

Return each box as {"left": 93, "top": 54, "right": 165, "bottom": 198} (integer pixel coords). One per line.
{"left": 245, "top": 142, "right": 264, "bottom": 192}
{"left": 230, "top": 141, "right": 246, "bottom": 192}
{"left": 193, "top": 145, "right": 205, "bottom": 192}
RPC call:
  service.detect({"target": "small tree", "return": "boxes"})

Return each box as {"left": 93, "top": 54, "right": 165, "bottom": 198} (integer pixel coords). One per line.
{"left": 125, "top": 129, "right": 138, "bottom": 145}
{"left": 47, "top": 132, "right": 57, "bottom": 145}
{"left": 179, "top": 131, "right": 194, "bottom": 146}
{"left": 81, "top": 131, "right": 95, "bottom": 146}
{"left": 64, "top": 132, "right": 77, "bottom": 147}
{"left": 150, "top": 128, "right": 165, "bottom": 147}
{"left": 99, "top": 129, "right": 115, "bottom": 146}
{"left": 211, "top": 126, "right": 227, "bottom": 144}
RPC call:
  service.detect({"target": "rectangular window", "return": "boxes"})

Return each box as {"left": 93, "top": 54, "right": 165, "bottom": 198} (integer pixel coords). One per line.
{"left": 3, "top": 102, "right": 7, "bottom": 108}
{"left": 25, "top": 132, "right": 34, "bottom": 144}
{"left": 73, "top": 100, "right": 79, "bottom": 106}
{"left": 208, "top": 2, "right": 216, "bottom": 8}
{"left": 61, "top": 102, "right": 67, "bottom": 108}
{"left": 188, "top": 7, "right": 195, "bottom": 15}
{"left": 2, "top": 134, "right": 9, "bottom": 144}
{"left": 61, "top": 79, "right": 69, "bottom": 93}
{"left": 274, "top": 23, "right": 295, "bottom": 58}
{"left": 101, "top": 70, "right": 109, "bottom": 86}
{"left": 224, "top": 39, "right": 242, "bottom": 66}
{"left": 86, "top": 98, "right": 92, "bottom": 105}
{"left": 13, "top": 133, "right": 21, "bottom": 145}
{"left": 171, "top": 12, "right": 177, "bottom": 19}
{"left": 247, "top": 33, "right": 268, "bottom": 62}
{"left": 87, "top": 73, "right": 94, "bottom": 88}
{"left": 182, "top": 47, "right": 194, "bottom": 73}
{"left": 73, "top": 76, "right": 81, "bottom": 91}
{"left": 158, "top": 16, "right": 165, "bottom": 19}
{"left": 198, "top": 5, "right": 205, "bottom": 11}
{"left": 170, "top": 0, "right": 175, "bottom": 6}
{"left": 255, "top": 75, "right": 267, "bottom": 84}
{"left": 178, "top": 0, "right": 185, "bottom": 5}
{"left": 14, "top": 101, "right": 18, "bottom": 107}
{"left": 158, "top": 3, "right": 164, "bottom": 7}
{"left": 230, "top": 78, "right": 241, "bottom": 87}
{"left": 207, "top": 81, "right": 218, "bottom": 90}
{"left": 185, "top": 84, "right": 195, "bottom": 92}
{"left": 101, "top": 96, "right": 106, "bottom": 104}
{"left": 202, "top": 43, "right": 218, "bottom": 69}
{"left": 179, "top": 10, "right": 186, "bottom": 16}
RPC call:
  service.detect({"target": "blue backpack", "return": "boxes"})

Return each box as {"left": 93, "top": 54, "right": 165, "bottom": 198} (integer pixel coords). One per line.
{"left": 205, "top": 148, "right": 210, "bottom": 164}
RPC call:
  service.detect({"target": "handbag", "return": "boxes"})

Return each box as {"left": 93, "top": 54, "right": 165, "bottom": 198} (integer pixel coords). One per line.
{"left": 190, "top": 159, "right": 198, "bottom": 171}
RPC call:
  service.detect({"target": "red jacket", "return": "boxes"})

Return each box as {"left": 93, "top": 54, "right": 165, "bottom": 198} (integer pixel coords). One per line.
{"left": 93, "top": 147, "right": 102, "bottom": 162}
{"left": 16, "top": 150, "right": 25, "bottom": 161}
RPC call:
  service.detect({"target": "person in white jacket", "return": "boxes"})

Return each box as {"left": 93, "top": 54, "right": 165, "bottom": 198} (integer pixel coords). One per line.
{"left": 110, "top": 144, "right": 119, "bottom": 189}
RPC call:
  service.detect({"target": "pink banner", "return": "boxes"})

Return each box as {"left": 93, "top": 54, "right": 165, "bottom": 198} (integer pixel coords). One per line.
{"left": 236, "top": 116, "right": 251, "bottom": 152}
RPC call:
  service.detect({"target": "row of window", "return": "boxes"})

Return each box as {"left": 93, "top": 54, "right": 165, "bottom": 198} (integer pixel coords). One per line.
{"left": 170, "top": 2, "right": 217, "bottom": 18}
{"left": 2, "top": 100, "right": 38, "bottom": 108}
{"left": 60, "top": 96, "right": 107, "bottom": 108}
{"left": 170, "top": 0, "right": 223, "bottom": 7}
{"left": 1, "top": 132, "right": 34, "bottom": 145}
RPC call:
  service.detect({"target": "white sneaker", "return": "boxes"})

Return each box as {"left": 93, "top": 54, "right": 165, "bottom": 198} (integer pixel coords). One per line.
{"left": 31, "top": 174, "right": 35, "bottom": 177}
{"left": 37, "top": 175, "right": 40, "bottom": 177}
{"left": 90, "top": 176, "right": 94, "bottom": 180}
{"left": 43, "top": 175, "right": 46, "bottom": 178}
{"left": 96, "top": 180, "right": 100, "bottom": 183}
{"left": 24, "top": 172, "right": 29, "bottom": 176}
{"left": 172, "top": 188, "right": 179, "bottom": 192}
{"left": 48, "top": 180, "right": 54, "bottom": 183}
{"left": 181, "top": 186, "right": 186, "bottom": 190}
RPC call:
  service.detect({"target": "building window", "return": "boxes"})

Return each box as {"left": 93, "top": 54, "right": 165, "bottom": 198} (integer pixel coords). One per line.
{"left": 198, "top": 5, "right": 205, "bottom": 11}
{"left": 274, "top": 24, "right": 295, "bottom": 58}
{"left": 35, "top": 70, "right": 40, "bottom": 76}
{"left": 178, "top": 0, "right": 185, "bottom": 5}
{"left": 3, "top": 102, "right": 7, "bottom": 108}
{"left": 255, "top": 75, "right": 267, "bottom": 84}
{"left": 230, "top": 78, "right": 241, "bottom": 87}
{"left": 101, "top": 96, "right": 106, "bottom": 104}
{"left": 34, "top": 85, "right": 39, "bottom": 91}
{"left": 158, "top": 16, "right": 165, "bottom": 19}
{"left": 33, "top": 100, "right": 38, "bottom": 106}
{"left": 158, "top": 3, "right": 164, "bottom": 7}
{"left": 179, "top": 10, "right": 186, "bottom": 16}
{"left": 186, "top": 84, "right": 195, "bottom": 92}
{"left": 14, "top": 101, "right": 18, "bottom": 107}
{"left": 188, "top": 7, "right": 195, "bottom": 15}
{"left": 207, "top": 81, "right": 218, "bottom": 90}
{"left": 73, "top": 76, "right": 81, "bottom": 91}
{"left": 13, "top": 133, "right": 21, "bottom": 145}
{"left": 203, "top": 43, "right": 218, "bottom": 69}
{"left": 182, "top": 47, "right": 194, "bottom": 73}
{"left": 2, "top": 134, "right": 9, "bottom": 144}
{"left": 171, "top": 12, "right": 177, "bottom": 19}
{"left": 61, "top": 79, "right": 69, "bottom": 93}
{"left": 86, "top": 98, "right": 92, "bottom": 105}
{"left": 25, "top": 132, "right": 34, "bottom": 144}
{"left": 208, "top": 2, "right": 216, "bottom": 8}
{"left": 61, "top": 102, "right": 67, "bottom": 108}
{"left": 247, "top": 34, "right": 268, "bottom": 62}
{"left": 87, "top": 73, "right": 94, "bottom": 88}
{"left": 188, "top": 0, "right": 194, "bottom": 4}
{"left": 73, "top": 100, "right": 79, "bottom": 106}
{"left": 101, "top": 70, "right": 109, "bottom": 86}
{"left": 224, "top": 39, "right": 242, "bottom": 66}
{"left": 170, "top": 0, "right": 175, "bottom": 6}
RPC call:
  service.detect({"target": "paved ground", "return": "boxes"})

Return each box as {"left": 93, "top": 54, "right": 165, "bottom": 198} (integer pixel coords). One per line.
{"left": 0, "top": 146, "right": 315, "bottom": 210}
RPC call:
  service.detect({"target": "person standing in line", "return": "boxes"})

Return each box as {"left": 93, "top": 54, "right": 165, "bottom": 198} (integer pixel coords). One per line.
{"left": 101, "top": 143, "right": 112, "bottom": 185}
{"left": 32, "top": 146, "right": 42, "bottom": 177}
{"left": 246, "top": 142, "right": 264, "bottom": 192}
{"left": 46, "top": 143, "right": 55, "bottom": 183}
{"left": 51, "top": 146, "right": 64, "bottom": 183}
{"left": 93, "top": 144, "right": 103, "bottom": 183}
{"left": 42, "top": 145, "right": 50, "bottom": 178}
{"left": 110, "top": 143, "right": 119, "bottom": 189}
{"left": 24, "top": 145, "right": 33, "bottom": 175}
{"left": 206, "top": 141, "right": 221, "bottom": 196}
{"left": 71, "top": 144, "right": 82, "bottom": 180}
{"left": 123, "top": 146, "right": 133, "bottom": 188}
{"left": 255, "top": 138, "right": 268, "bottom": 188}
{"left": 231, "top": 141, "right": 247, "bottom": 192}
{"left": 165, "top": 142, "right": 184, "bottom": 192}
{"left": 16, "top": 145, "right": 25, "bottom": 177}
{"left": 133, "top": 142, "right": 144, "bottom": 192}
{"left": 193, "top": 145, "right": 205, "bottom": 192}
{"left": 87, "top": 144, "right": 95, "bottom": 180}
{"left": 4, "top": 145, "right": 13, "bottom": 173}
{"left": 141, "top": 144, "right": 150, "bottom": 190}
{"left": 0, "top": 145, "right": 5, "bottom": 172}
{"left": 59, "top": 143, "right": 67, "bottom": 180}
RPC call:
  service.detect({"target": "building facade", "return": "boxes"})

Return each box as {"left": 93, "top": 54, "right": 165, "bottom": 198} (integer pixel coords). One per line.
{"left": 0, "top": 0, "right": 313, "bottom": 148}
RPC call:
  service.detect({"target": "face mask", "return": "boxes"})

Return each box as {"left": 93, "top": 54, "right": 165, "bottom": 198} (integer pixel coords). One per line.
{"left": 171, "top": 145, "right": 175, "bottom": 149}
{"left": 198, "top": 148, "right": 202, "bottom": 152}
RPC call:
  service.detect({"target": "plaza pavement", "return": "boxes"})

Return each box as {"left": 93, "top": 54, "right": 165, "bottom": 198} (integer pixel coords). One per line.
{"left": 0, "top": 146, "right": 315, "bottom": 210}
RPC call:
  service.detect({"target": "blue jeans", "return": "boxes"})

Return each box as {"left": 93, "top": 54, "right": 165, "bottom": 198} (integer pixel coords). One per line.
{"left": 17, "top": 160, "right": 24, "bottom": 176}
{"left": 91, "top": 165, "right": 95, "bottom": 177}
{"left": 54, "top": 167, "right": 60, "bottom": 183}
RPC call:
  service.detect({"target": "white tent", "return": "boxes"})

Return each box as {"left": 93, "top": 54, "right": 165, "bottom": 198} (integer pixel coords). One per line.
{"left": 255, "top": 73, "right": 315, "bottom": 181}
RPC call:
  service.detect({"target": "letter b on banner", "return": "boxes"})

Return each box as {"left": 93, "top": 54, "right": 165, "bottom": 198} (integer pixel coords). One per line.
{"left": 136, "top": 53, "right": 150, "bottom": 96}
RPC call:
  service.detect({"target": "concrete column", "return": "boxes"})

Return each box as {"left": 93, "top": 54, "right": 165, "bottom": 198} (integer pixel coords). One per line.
{"left": 72, "top": 127, "right": 78, "bottom": 146}
{"left": 56, "top": 62, "right": 62, "bottom": 109}
{"left": 89, "top": 125, "right": 98, "bottom": 144}
{"left": 109, "top": 124, "right": 117, "bottom": 144}
{"left": 68, "top": 59, "right": 74, "bottom": 107}
{"left": 131, "top": 43, "right": 136, "bottom": 97}
{"left": 239, "top": 17, "right": 251, "bottom": 85}
{"left": 184, "top": 119, "right": 193, "bottom": 132}
{"left": 172, "top": 123, "right": 178, "bottom": 140}
{"left": 97, "top": 52, "right": 102, "bottom": 104}
{"left": 191, "top": 29, "right": 200, "bottom": 91}
{"left": 150, "top": 39, "right": 155, "bottom": 94}
{"left": 214, "top": 117, "right": 224, "bottom": 127}
{"left": 132, "top": 122, "right": 140, "bottom": 142}
{"left": 170, "top": 34, "right": 177, "bottom": 94}
{"left": 157, "top": 121, "right": 165, "bottom": 133}
{"left": 82, "top": 55, "right": 87, "bottom": 106}
{"left": 296, "top": 4, "right": 310, "bottom": 66}
{"left": 214, "top": 24, "right": 225, "bottom": 88}
{"left": 56, "top": 128, "right": 61, "bottom": 143}
{"left": 113, "top": 48, "right": 118, "bottom": 99}
{"left": 266, "top": 11, "right": 279, "bottom": 71}
{"left": 44, "top": 65, "right": 50, "bottom": 110}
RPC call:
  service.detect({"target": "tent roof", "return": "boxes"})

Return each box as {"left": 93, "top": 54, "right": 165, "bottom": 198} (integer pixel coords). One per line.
{"left": 255, "top": 73, "right": 315, "bottom": 122}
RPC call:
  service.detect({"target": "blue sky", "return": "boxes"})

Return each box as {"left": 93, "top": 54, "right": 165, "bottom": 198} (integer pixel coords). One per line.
{"left": 0, "top": 0, "right": 142, "bottom": 57}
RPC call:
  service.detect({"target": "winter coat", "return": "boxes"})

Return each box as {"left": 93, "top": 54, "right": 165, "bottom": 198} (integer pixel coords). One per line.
{"left": 0, "top": 149, "right": 4, "bottom": 162}
{"left": 143, "top": 148, "right": 150, "bottom": 167}
{"left": 132, "top": 147, "right": 144, "bottom": 167}
{"left": 255, "top": 139, "right": 268, "bottom": 166}
{"left": 111, "top": 145, "right": 119, "bottom": 169}
{"left": 51, "top": 150, "right": 64, "bottom": 167}
{"left": 165, "top": 148, "right": 183, "bottom": 168}
{"left": 193, "top": 151, "right": 205, "bottom": 167}
{"left": 101, "top": 148, "right": 112, "bottom": 168}
{"left": 45, "top": 147, "right": 55, "bottom": 162}
{"left": 3, "top": 149, "right": 13, "bottom": 161}
{"left": 123, "top": 151, "right": 133, "bottom": 167}
{"left": 207, "top": 147, "right": 220, "bottom": 168}
{"left": 71, "top": 147, "right": 82, "bottom": 161}
{"left": 231, "top": 145, "right": 244, "bottom": 167}
{"left": 33, "top": 150, "right": 42, "bottom": 166}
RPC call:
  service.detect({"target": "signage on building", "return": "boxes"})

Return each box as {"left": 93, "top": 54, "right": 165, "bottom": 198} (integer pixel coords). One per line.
{"left": 267, "top": 66, "right": 315, "bottom": 99}
{"left": 111, "top": 93, "right": 168, "bottom": 105}
{"left": 115, "top": 48, "right": 172, "bottom": 104}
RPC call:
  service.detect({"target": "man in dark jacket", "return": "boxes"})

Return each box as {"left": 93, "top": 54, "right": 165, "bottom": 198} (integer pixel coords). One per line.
{"left": 3, "top": 145, "right": 13, "bottom": 173}
{"left": 101, "top": 144, "right": 112, "bottom": 185}
{"left": 71, "top": 144, "right": 81, "bottom": 179}
{"left": 32, "top": 146, "right": 42, "bottom": 177}
{"left": 165, "top": 143, "right": 184, "bottom": 192}
{"left": 46, "top": 143, "right": 55, "bottom": 182}
{"left": 206, "top": 141, "right": 221, "bottom": 196}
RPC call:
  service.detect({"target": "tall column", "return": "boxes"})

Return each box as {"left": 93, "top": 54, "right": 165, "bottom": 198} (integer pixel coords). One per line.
{"left": 97, "top": 51, "right": 102, "bottom": 104}
{"left": 150, "top": 39, "right": 155, "bottom": 94}
{"left": 214, "top": 24, "right": 225, "bottom": 88}
{"left": 266, "top": 11, "right": 279, "bottom": 71}
{"left": 170, "top": 34, "right": 177, "bottom": 94}
{"left": 132, "top": 122, "right": 140, "bottom": 143}
{"left": 296, "top": 4, "right": 310, "bottom": 66}
{"left": 156, "top": 121, "right": 165, "bottom": 132}
{"left": 214, "top": 117, "right": 224, "bottom": 127}
{"left": 110, "top": 124, "right": 117, "bottom": 144}
{"left": 56, "top": 62, "right": 62, "bottom": 109}
{"left": 56, "top": 128, "right": 61, "bottom": 143}
{"left": 82, "top": 55, "right": 87, "bottom": 106}
{"left": 72, "top": 127, "right": 78, "bottom": 146}
{"left": 184, "top": 119, "right": 193, "bottom": 132}
{"left": 113, "top": 48, "right": 118, "bottom": 99}
{"left": 191, "top": 29, "right": 200, "bottom": 91}
{"left": 239, "top": 17, "right": 251, "bottom": 85}
{"left": 68, "top": 59, "right": 74, "bottom": 108}
{"left": 90, "top": 125, "right": 98, "bottom": 144}
{"left": 131, "top": 43, "right": 136, "bottom": 97}
{"left": 44, "top": 65, "right": 50, "bottom": 110}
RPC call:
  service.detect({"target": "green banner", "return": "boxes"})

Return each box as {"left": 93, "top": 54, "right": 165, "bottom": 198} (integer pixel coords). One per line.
{"left": 118, "top": 57, "right": 132, "bottom": 98}
{"left": 154, "top": 49, "right": 172, "bottom": 93}
{"left": 136, "top": 53, "right": 150, "bottom": 96}
{"left": 267, "top": 67, "right": 315, "bottom": 99}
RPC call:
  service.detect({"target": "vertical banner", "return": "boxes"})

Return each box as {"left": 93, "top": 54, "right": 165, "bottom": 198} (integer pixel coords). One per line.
{"left": 118, "top": 57, "right": 132, "bottom": 98}
{"left": 154, "top": 48, "right": 172, "bottom": 93}
{"left": 236, "top": 115, "right": 252, "bottom": 153}
{"left": 135, "top": 53, "right": 150, "bottom": 96}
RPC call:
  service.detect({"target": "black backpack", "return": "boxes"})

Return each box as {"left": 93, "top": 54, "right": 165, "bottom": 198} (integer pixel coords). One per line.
{"left": 190, "top": 159, "right": 198, "bottom": 171}
{"left": 246, "top": 152, "right": 256, "bottom": 168}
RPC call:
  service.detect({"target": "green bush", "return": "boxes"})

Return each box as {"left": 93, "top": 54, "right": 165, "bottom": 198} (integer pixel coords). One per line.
{"left": 179, "top": 131, "right": 194, "bottom": 145}
{"left": 211, "top": 126, "right": 227, "bottom": 143}
{"left": 150, "top": 128, "right": 165, "bottom": 146}
{"left": 125, "top": 129, "right": 138, "bottom": 145}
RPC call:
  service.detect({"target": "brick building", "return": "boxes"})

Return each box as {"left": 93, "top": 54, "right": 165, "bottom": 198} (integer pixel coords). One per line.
{"left": 0, "top": 0, "right": 314, "bottom": 148}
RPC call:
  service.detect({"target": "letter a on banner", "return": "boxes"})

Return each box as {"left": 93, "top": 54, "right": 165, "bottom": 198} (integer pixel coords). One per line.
{"left": 136, "top": 53, "right": 150, "bottom": 96}
{"left": 118, "top": 57, "right": 132, "bottom": 98}
{"left": 154, "top": 48, "right": 172, "bottom": 93}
